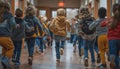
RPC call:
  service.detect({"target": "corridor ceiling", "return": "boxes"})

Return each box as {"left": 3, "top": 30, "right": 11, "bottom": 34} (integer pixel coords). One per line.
{"left": 34, "top": 0, "right": 81, "bottom": 8}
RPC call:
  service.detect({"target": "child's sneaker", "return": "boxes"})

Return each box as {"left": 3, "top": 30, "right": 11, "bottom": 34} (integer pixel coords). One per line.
{"left": 91, "top": 62, "right": 96, "bottom": 67}
{"left": 97, "top": 54, "right": 101, "bottom": 63}
{"left": 1, "top": 56, "right": 11, "bottom": 69}
{"left": 56, "top": 59, "right": 60, "bottom": 64}
{"left": 110, "top": 55, "right": 115, "bottom": 69}
{"left": 84, "top": 58, "right": 88, "bottom": 67}
{"left": 73, "top": 45, "right": 76, "bottom": 53}
{"left": 15, "top": 62, "right": 20, "bottom": 65}
{"left": 28, "top": 57, "right": 33, "bottom": 65}
{"left": 97, "top": 64, "right": 107, "bottom": 68}
{"left": 60, "top": 48, "right": 64, "bottom": 55}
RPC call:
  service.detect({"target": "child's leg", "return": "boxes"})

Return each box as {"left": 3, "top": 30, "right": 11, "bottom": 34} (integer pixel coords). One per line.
{"left": 12, "top": 40, "right": 22, "bottom": 64}
{"left": 0, "top": 37, "right": 14, "bottom": 68}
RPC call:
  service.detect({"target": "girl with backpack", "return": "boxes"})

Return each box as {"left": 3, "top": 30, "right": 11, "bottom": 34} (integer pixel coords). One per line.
{"left": 79, "top": 8, "right": 96, "bottom": 67}
{"left": 24, "top": 6, "right": 44, "bottom": 65}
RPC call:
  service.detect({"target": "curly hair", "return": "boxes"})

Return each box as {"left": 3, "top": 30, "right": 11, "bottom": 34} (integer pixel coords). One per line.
{"left": 25, "top": 6, "right": 35, "bottom": 16}
{"left": 79, "top": 8, "right": 90, "bottom": 19}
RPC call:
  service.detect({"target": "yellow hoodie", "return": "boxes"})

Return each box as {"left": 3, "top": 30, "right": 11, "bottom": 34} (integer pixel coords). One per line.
{"left": 49, "top": 16, "right": 70, "bottom": 36}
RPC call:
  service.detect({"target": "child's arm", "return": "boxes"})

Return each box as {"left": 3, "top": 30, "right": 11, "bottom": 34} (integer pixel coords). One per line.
{"left": 101, "top": 18, "right": 112, "bottom": 27}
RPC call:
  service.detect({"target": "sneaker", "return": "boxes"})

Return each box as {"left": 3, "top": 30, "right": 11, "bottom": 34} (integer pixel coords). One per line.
{"left": 79, "top": 53, "right": 82, "bottom": 57}
{"left": 107, "top": 52, "right": 110, "bottom": 62}
{"left": 73, "top": 45, "right": 76, "bottom": 53}
{"left": 14, "top": 61, "right": 20, "bottom": 65}
{"left": 45, "top": 43, "right": 48, "bottom": 48}
{"left": 1, "top": 56, "right": 11, "bottom": 69}
{"left": 91, "top": 62, "right": 96, "bottom": 67}
{"left": 28, "top": 57, "right": 33, "bottom": 65}
{"left": 12, "top": 60, "right": 20, "bottom": 65}
{"left": 107, "top": 56, "right": 110, "bottom": 62}
{"left": 56, "top": 59, "right": 60, "bottom": 64}
{"left": 60, "top": 48, "right": 64, "bottom": 55}
{"left": 97, "top": 64, "right": 107, "bottom": 68}
{"left": 97, "top": 54, "right": 101, "bottom": 63}
{"left": 84, "top": 58, "right": 88, "bottom": 67}
{"left": 110, "top": 55, "right": 115, "bottom": 69}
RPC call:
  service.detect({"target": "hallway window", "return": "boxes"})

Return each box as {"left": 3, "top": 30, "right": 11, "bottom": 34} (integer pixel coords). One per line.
{"left": 15, "top": 0, "right": 19, "bottom": 10}
{"left": 66, "top": 8, "right": 78, "bottom": 20}
{"left": 52, "top": 10, "right": 57, "bottom": 18}
{"left": 39, "top": 10, "right": 46, "bottom": 16}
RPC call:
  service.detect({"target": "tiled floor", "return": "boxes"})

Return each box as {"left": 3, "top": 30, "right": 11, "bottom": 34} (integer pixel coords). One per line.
{"left": 0, "top": 41, "right": 110, "bottom": 69}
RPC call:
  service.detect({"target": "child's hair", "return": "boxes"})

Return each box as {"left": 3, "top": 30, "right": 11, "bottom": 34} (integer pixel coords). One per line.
{"left": 15, "top": 8, "right": 23, "bottom": 17}
{"left": 0, "top": 1, "right": 5, "bottom": 22}
{"left": 4, "top": 2, "right": 10, "bottom": 11}
{"left": 98, "top": 7, "right": 106, "bottom": 18}
{"left": 110, "top": 3, "right": 120, "bottom": 29}
{"left": 71, "top": 18, "right": 76, "bottom": 21}
{"left": 25, "top": 6, "right": 35, "bottom": 16}
{"left": 57, "top": 8, "right": 66, "bottom": 16}
{"left": 113, "top": 3, "right": 120, "bottom": 14}
{"left": 79, "top": 7, "right": 90, "bottom": 19}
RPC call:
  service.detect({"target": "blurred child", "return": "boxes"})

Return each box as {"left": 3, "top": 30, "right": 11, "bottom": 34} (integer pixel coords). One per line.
{"left": 49, "top": 8, "right": 70, "bottom": 63}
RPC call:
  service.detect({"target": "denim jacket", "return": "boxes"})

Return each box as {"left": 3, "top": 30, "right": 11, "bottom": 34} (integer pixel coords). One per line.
{"left": 24, "top": 16, "right": 44, "bottom": 38}
{"left": 0, "top": 12, "right": 16, "bottom": 37}
{"left": 11, "top": 17, "right": 33, "bottom": 41}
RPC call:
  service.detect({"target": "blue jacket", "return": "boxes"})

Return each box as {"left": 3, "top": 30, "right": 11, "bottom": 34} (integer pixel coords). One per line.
{"left": 11, "top": 17, "right": 32, "bottom": 41}
{"left": 0, "top": 12, "right": 16, "bottom": 37}
{"left": 24, "top": 16, "right": 44, "bottom": 37}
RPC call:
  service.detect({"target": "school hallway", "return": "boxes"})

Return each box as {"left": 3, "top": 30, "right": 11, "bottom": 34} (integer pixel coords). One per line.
{"left": 0, "top": 41, "right": 110, "bottom": 69}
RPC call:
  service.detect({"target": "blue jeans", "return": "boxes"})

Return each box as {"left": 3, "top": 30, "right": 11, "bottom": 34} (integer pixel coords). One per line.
{"left": 73, "top": 35, "right": 77, "bottom": 45}
{"left": 38, "top": 38, "right": 44, "bottom": 53}
{"left": 55, "top": 35, "right": 65, "bottom": 59}
{"left": 83, "top": 39, "right": 95, "bottom": 63}
{"left": 94, "top": 36, "right": 99, "bottom": 54}
{"left": 26, "top": 38, "right": 35, "bottom": 57}
{"left": 109, "top": 40, "right": 120, "bottom": 68}
{"left": 70, "top": 34, "right": 74, "bottom": 43}
{"left": 35, "top": 37, "right": 44, "bottom": 52}
{"left": 12, "top": 40, "right": 22, "bottom": 63}
{"left": 35, "top": 37, "right": 39, "bottom": 46}
{"left": 73, "top": 35, "right": 83, "bottom": 56}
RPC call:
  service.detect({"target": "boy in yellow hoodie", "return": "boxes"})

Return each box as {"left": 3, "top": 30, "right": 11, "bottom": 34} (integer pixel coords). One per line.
{"left": 49, "top": 8, "right": 70, "bottom": 63}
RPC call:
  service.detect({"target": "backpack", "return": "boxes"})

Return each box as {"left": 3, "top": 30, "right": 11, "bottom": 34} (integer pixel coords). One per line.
{"left": 25, "top": 18, "right": 37, "bottom": 37}
{"left": 82, "top": 18, "right": 96, "bottom": 35}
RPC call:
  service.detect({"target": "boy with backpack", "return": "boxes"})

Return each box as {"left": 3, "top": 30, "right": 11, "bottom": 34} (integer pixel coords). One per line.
{"left": 11, "top": 8, "right": 34, "bottom": 65}
{"left": 79, "top": 8, "right": 96, "bottom": 67}
{"left": 24, "top": 6, "right": 44, "bottom": 65}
